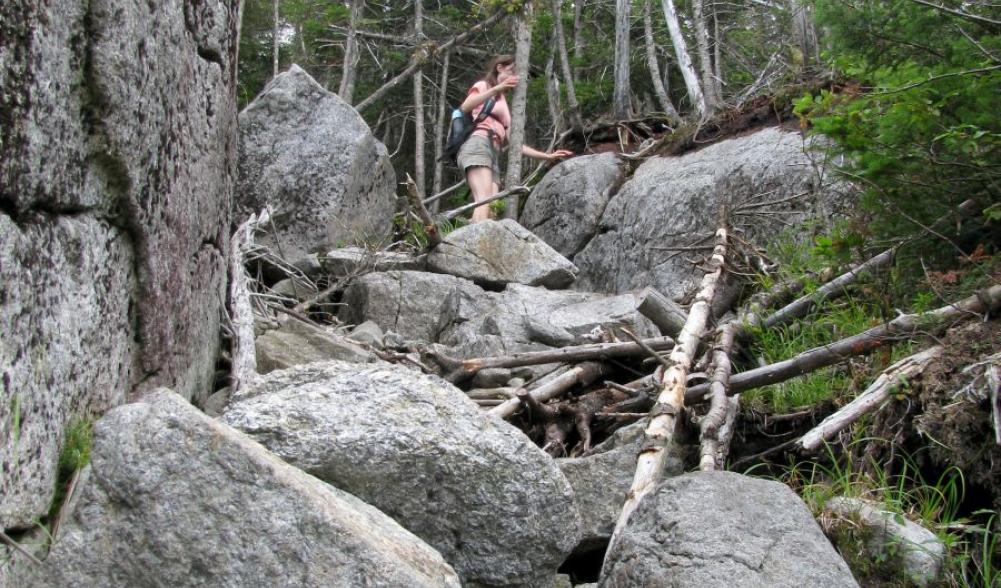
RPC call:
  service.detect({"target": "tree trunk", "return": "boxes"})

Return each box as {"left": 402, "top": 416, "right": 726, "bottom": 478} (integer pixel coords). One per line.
{"left": 643, "top": 0, "right": 680, "bottom": 121}
{"left": 412, "top": 0, "right": 426, "bottom": 199}
{"left": 272, "top": 0, "right": 281, "bottom": 78}
{"left": 339, "top": 0, "right": 363, "bottom": 102}
{"left": 551, "top": 0, "right": 583, "bottom": 128}
{"left": 789, "top": 0, "right": 819, "bottom": 77}
{"left": 545, "top": 43, "right": 565, "bottom": 134}
{"left": 660, "top": 0, "right": 707, "bottom": 119}
{"left": 699, "top": 319, "right": 737, "bottom": 470}
{"left": 431, "top": 51, "right": 451, "bottom": 209}
{"left": 503, "top": 3, "right": 533, "bottom": 219}
{"left": 712, "top": 2, "right": 723, "bottom": 93}
{"left": 573, "top": 0, "right": 585, "bottom": 82}
{"left": 613, "top": 0, "right": 632, "bottom": 120}
{"left": 606, "top": 220, "right": 728, "bottom": 568}
{"left": 692, "top": 0, "right": 719, "bottom": 115}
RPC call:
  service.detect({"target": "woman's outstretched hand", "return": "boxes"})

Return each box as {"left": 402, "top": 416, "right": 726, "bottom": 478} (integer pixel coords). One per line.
{"left": 495, "top": 75, "right": 519, "bottom": 92}
{"left": 547, "top": 149, "right": 574, "bottom": 161}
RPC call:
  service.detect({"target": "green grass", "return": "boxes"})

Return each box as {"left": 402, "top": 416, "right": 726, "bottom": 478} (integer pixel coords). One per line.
{"left": 46, "top": 418, "right": 93, "bottom": 521}
{"left": 751, "top": 442, "right": 1000, "bottom": 586}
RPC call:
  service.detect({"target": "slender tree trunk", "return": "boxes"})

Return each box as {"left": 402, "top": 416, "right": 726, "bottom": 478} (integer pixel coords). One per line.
{"left": 643, "top": 0, "right": 680, "bottom": 121}
{"left": 551, "top": 0, "right": 583, "bottom": 128}
{"left": 412, "top": 0, "right": 426, "bottom": 199}
{"left": 713, "top": 2, "right": 723, "bottom": 94}
{"left": 272, "top": 0, "right": 281, "bottom": 78}
{"left": 545, "top": 43, "right": 565, "bottom": 133}
{"left": 661, "top": 0, "right": 706, "bottom": 119}
{"left": 573, "top": 0, "right": 585, "bottom": 82}
{"left": 790, "top": 0, "right": 819, "bottom": 77}
{"left": 339, "top": 0, "right": 363, "bottom": 101}
{"left": 431, "top": 51, "right": 451, "bottom": 209}
{"left": 503, "top": 3, "right": 533, "bottom": 220}
{"left": 692, "top": 0, "right": 719, "bottom": 115}
{"left": 613, "top": 0, "right": 632, "bottom": 120}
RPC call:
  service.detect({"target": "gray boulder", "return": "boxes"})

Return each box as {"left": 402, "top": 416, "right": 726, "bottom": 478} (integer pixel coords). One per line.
{"left": 256, "top": 318, "right": 376, "bottom": 374}
{"left": 271, "top": 276, "right": 319, "bottom": 302}
{"left": 340, "top": 271, "right": 661, "bottom": 358}
{"left": 222, "top": 361, "right": 583, "bottom": 587}
{"left": 324, "top": 246, "right": 427, "bottom": 276}
{"left": 559, "top": 421, "right": 690, "bottom": 547}
{"left": 1, "top": 0, "right": 239, "bottom": 528}
{"left": 428, "top": 219, "right": 578, "bottom": 288}
{"left": 826, "top": 496, "right": 944, "bottom": 587}
{"left": 15, "top": 389, "right": 460, "bottom": 588}
{"left": 521, "top": 153, "right": 624, "bottom": 258}
{"left": 237, "top": 65, "right": 396, "bottom": 258}
{"left": 348, "top": 320, "right": 386, "bottom": 348}
{"left": 600, "top": 471, "right": 858, "bottom": 587}
{"left": 574, "top": 127, "right": 847, "bottom": 298}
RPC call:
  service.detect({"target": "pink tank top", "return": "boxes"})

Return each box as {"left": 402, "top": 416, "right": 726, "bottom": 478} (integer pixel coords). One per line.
{"left": 468, "top": 81, "right": 511, "bottom": 146}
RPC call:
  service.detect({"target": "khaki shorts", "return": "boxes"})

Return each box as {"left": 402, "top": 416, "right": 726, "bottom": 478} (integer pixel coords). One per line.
{"left": 457, "top": 134, "right": 501, "bottom": 183}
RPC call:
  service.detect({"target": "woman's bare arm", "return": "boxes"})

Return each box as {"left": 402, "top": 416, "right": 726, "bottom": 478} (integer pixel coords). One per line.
{"left": 521, "top": 145, "right": 574, "bottom": 161}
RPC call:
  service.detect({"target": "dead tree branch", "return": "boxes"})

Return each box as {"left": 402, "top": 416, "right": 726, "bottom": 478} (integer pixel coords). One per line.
{"left": 228, "top": 209, "right": 271, "bottom": 394}
{"left": 700, "top": 319, "right": 738, "bottom": 471}
{"left": 687, "top": 284, "right": 1001, "bottom": 402}
{"left": 404, "top": 173, "right": 441, "bottom": 249}
{"left": 427, "top": 336, "right": 674, "bottom": 384}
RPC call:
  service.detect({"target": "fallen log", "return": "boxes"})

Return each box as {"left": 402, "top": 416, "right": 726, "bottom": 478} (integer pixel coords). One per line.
{"left": 686, "top": 284, "right": 1001, "bottom": 402}
{"left": 426, "top": 336, "right": 674, "bottom": 383}
{"left": 761, "top": 248, "right": 895, "bottom": 330}
{"left": 606, "top": 220, "right": 728, "bottom": 566}
{"left": 699, "top": 320, "right": 738, "bottom": 471}
{"left": 796, "top": 346, "right": 943, "bottom": 452}
{"left": 489, "top": 362, "right": 607, "bottom": 419}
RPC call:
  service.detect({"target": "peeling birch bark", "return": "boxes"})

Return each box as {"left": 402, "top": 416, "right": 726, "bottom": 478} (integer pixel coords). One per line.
{"left": 699, "top": 320, "right": 737, "bottom": 470}
{"left": 605, "top": 221, "right": 728, "bottom": 568}
{"left": 489, "top": 363, "right": 607, "bottom": 419}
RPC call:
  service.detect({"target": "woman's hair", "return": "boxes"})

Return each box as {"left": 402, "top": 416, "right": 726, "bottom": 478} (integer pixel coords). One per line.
{"left": 483, "top": 54, "right": 515, "bottom": 86}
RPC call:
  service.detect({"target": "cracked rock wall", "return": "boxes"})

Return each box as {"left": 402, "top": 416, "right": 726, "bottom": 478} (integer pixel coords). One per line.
{"left": 0, "top": 0, "right": 241, "bottom": 529}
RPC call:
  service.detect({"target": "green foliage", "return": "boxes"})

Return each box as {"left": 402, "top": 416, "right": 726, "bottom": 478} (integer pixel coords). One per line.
{"left": 801, "top": 1, "right": 1001, "bottom": 255}
{"left": 46, "top": 418, "right": 93, "bottom": 520}
{"left": 394, "top": 213, "right": 467, "bottom": 250}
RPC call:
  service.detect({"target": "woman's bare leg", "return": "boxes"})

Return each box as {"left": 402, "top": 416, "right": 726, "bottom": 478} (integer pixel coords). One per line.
{"left": 466, "top": 166, "right": 497, "bottom": 223}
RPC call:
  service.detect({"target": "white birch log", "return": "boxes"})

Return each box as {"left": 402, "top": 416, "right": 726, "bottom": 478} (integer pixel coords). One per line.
{"left": 229, "top": 209, "right": 271, "bottom": 394}
{"left": 605, "top": 221, "right": 728, "bottom": 568}
{"left": 796, "top": 346, "right": 943, "bottom": 452}
{"left": 489, "top": 362, "right": 607, "bottom": 419}
{"left": 643, "top": 0, "right": 680, "bottom": 121}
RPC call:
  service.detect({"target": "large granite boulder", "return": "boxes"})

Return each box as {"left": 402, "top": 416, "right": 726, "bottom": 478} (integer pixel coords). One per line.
{"left": 255, "top": 318, "right": 377, "bottom": 374}
{"left": 600, "top": 471, "right": 858, "bottom": 587}
{"left": 573, "top": 127, "right": 847, "bottom": 298}
{"left": 237, "top": 65, "right": 396, "bottom": 259}
{"left": 14, "top": 390, "right": 460, "bottom": 587}
{"left": 340, "top": 271, "right": 662, "bottom": 358}
{"left": 520, "top": 153, "right": 624, "bottom": 258}
{"left": 222, "top": 361, "right": 583, "bottom": 587}
{"left": 1, "top": 0, "right": 239, "bottom": 528}
{"left": 428, "top": 219, "right": 578, "bottom": 288}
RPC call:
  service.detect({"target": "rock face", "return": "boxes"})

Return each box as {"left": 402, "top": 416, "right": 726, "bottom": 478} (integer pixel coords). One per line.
{"left": 339, "top": 271, "right": 661, "bottom": 357}
{"left": 237, "top": 65, "right": 396, "bottom": 258}
{"left": 428, "top": 219, "right": 579, "bottom": 288}
{"left": 222, "top": 361, "right": 583, "bottom": 587}
{"left": 571, "top": 128, "right": 846, "bottom": 298}
{"left": 520, "top": 153, "right": 624, "bottom": 258}
{"left": 826, "top": 496, "right": 944, "bottom": 587}
{"left": 1, "top": 0, "right": 239, "bottom": 528}
{"left": 14, "top": 390, "right": 459, "bottom": 587}
{"left": 601, "top": 471, "right": 858, "bottom": 587}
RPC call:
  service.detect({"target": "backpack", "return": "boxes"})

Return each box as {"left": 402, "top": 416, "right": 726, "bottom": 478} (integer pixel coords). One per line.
{"left": 442, "top": 96, "right": 496, "bottom": 164}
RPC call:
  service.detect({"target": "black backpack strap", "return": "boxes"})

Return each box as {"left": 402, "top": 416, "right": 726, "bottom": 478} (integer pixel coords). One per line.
{"left": 473, "top": 96, "right": 496, "bottom": 125}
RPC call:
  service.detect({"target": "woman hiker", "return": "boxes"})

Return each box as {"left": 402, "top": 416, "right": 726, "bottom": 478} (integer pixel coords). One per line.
{"left": 457, "top": 55, "right": 573, "bottom": 223}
